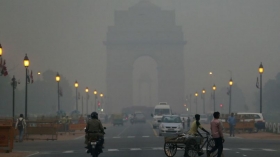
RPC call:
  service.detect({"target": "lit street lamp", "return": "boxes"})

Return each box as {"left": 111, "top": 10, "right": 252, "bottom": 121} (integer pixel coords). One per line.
{"left": 23, "top": 54, "right": 30, "bottom": 119}
{"left": 0, "top": 43, "right": 2, "bottom": 57}
{"left": 259, "top": 63, "right": 264, "bottom": 113}
{"left": 202, "top": 88, "right": 206, "bottom": 114}
{"left": 212, "top": 84, "right": 216, "bottom": 112}
{"left": 229, "top": 78, "right": 233, "bottom": 114}
{"left": 74, "top": 80, "right": 79, "bottom": 111}
{"left": 94, "top": 90, "right": 97, "bottom": 111}
{"left": 195, "top": 92, "right": 198, "bottom": 113}
{"left": 56, "top": 73, "right": 61, "bottom": 112}
{"left": 85, "top": 87, "right": 89, "bottom": 115}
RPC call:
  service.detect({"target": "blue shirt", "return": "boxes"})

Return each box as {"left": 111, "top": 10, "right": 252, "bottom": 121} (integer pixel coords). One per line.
{"left": 228, "top": 116, "right": 236, "bottom": 125}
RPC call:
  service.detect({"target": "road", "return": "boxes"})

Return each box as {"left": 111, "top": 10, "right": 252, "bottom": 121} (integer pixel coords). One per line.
{"left": 14, "top": 120, "right": 280, "bottom": 157}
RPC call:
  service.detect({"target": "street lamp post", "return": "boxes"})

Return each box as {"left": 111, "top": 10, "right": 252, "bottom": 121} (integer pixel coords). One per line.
{"left": 56, "top": 73, "right": 61, "bottom": 112}
{"left": 202, "top": 88, "right": 206, "bottom": 114}
{"left": 100, "top": 93, "right": 104, "bottom": 111}
{"left": 259, "top": 63, "right": 264, "bottom": 113}
{"left": 94, "top": 90, "right": 97, "bottom": 111}
{"left": 0, "top": 43, "right": 2, "bottom": 57}
{"left": 11, "top": 76, "right": 17, "bottom": 119}
{"left": 195, "top": 92, "right": 198, "bottom": 113}
{"left": 212, "top": 84, "right": 216, "bottom": 112}
{"left": 85, "top": 87, "right": 89, "bottom": 115}
{"left": 229, "top": 78, "right": 233, "bottom": 114}
{"left": 74, "top": 81, "right": 78, "bottom": 111}
{"left": 23, "top": 54, "right": 30, "bottom": 119}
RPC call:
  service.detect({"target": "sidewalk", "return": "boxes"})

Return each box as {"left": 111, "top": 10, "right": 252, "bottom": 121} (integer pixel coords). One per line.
{"left": 0, "top": 151, "right": 36, "bottom": 157}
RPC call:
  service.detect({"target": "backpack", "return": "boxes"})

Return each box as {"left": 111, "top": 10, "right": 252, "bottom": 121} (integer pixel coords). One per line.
{"left": 17, "top": 119, "right": 24, "bottom": 130}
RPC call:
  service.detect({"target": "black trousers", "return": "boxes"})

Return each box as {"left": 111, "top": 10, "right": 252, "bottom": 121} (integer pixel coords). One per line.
{"left": 209, "top": 137, "right": 223, "bottom": 157}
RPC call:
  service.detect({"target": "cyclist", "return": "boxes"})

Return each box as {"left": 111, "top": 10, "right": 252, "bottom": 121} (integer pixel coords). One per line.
{"left": 85, "top": 112, "right": 105, "bottom": 153}
{"left": 184, "top": 114, "right": 210, "bottom": 157}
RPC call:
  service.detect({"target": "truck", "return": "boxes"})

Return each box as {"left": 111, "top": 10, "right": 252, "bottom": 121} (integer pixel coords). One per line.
{"left": 151, "top": 102, "right": 172, "bottom": 128}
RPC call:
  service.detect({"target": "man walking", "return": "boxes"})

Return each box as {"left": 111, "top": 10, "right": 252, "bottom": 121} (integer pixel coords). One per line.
{"left": 15, "top": 114, "right": 26, "bottom": 142}
{"left": 207, "top": 112, "right": 224, "bottom": 157}
{"left": 228, "top": 113, "right": 236, "bottom": 137}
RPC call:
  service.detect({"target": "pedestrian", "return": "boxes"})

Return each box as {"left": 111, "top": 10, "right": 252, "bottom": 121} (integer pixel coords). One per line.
{"left": 15, "top": 114, "right": 26, "bottom": 142}
{"left": 207, "top": 112, "right": 224, "bottom": 157}
{"left": 187, "top": 117, "right": 191, "bottom": 128}
{"left": 228, "top": 113, "right": 236, "bottom": 137}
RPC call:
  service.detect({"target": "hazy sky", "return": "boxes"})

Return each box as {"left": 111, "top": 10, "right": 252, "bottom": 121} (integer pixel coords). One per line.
{"left": 1, "top": 0, "right": 279, "bottom": 111}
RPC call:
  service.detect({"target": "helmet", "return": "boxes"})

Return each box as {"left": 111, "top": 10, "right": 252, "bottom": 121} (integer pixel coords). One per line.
{"left": 91, "top": 112, "right": 98, "bottom": 119}
{"left": 195, "top": 114, "right": 200, "bottom": 120}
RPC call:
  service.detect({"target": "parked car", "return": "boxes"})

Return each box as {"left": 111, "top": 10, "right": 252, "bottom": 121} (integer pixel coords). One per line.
{"left": 158, "top": 115, "right": 183, "bottom": 136}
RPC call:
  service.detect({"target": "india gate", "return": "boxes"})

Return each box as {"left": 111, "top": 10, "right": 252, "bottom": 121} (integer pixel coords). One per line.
{"left": 104, "top": 0, "right": 186, "bottom": 113}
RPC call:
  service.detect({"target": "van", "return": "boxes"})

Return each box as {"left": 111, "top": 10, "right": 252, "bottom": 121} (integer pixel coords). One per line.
{"left": 151, "top": 102, "right": 172, "bottom": 128}
{"left": 236, "top": 112, "right": 265, "bottom": 122}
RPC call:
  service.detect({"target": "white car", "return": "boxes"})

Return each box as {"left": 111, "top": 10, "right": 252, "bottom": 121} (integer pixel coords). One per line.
{"left": 158, "top": 115, "right": 184, "bottom": 136}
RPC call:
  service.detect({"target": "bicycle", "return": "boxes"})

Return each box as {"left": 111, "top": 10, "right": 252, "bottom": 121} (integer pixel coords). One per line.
{"left": 163, "top": 133, "right": 219, "bottom": 157}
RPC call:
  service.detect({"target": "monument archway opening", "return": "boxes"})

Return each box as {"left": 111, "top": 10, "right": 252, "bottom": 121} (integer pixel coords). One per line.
{"left": 133, "top": 56, "right": 158, "bottom": 107}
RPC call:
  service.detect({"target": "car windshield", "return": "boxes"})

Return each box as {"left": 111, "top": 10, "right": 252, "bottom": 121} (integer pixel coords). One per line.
{"left": 154, "top": 109, "right": 170, "bottom": 115}
{"left": 162, "top": 116, "right": 182, "bottom": 123}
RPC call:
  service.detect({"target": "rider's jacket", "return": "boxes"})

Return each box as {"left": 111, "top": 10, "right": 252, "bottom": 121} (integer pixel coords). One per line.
{"left": 86, "top": 119, "right": 104, "bottom": 136}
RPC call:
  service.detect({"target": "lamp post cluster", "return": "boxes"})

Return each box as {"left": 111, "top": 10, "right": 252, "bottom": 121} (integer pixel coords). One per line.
{"left": 73, "top": 82, "right": 104, "bottom": 115}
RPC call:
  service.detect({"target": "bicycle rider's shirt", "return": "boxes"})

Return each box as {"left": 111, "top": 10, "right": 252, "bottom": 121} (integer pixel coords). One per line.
{"left": 188, "top": 121, "right": 203, "bottom": 135}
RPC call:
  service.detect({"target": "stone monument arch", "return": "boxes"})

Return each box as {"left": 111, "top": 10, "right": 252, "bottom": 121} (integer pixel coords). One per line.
{"left": 104, "top": 0, "right": 186, "bottom": 113}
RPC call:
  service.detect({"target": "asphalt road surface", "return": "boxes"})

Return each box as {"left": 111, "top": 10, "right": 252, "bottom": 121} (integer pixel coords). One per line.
{"left": 14, "top": 121, "right": 280, "bottom": 157}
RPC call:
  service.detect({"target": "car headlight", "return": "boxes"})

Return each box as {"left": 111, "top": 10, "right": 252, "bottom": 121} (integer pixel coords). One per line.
{"left": 161, "top": 124, "right": 165, "bottom": 129}
{"left": 178, "top": 125, "right": 182, "bottom": 129}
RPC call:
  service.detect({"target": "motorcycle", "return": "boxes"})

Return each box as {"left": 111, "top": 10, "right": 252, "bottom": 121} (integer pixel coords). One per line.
{"left": 86, "top": 127, "right": 106, "bottom": 157}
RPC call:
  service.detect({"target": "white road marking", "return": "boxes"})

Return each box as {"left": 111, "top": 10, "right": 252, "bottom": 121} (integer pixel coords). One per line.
{"left": 223, "top": 148, "right": 231, "bottom": 150}
{"left": 152, "top": 147, "right": 163, "bottom": 150}
{"left": 243, "top": 155, "right": 247, "bottom": 156}
{"left": 263, "top": 149, "right": 276, "bottom": 151}
{"left": 74, "top": 135, "right": 84, "bottom": 140}
{"left": 27, "top": 152, "right": 40, "bottom": 157}
{"left": 131, "top": 148, "right": 141, "bottom": 151}
{"left": 113, "top": 136, "right": 121, "bottom": 138}
{"left": 239, "top": 148, "right": 252, "bottom": 151}
{"left": 63, "top": 151, "right": 74, "bottom": 153}
{"left": 108, "top": 149, "right": 119, "bottom": 151}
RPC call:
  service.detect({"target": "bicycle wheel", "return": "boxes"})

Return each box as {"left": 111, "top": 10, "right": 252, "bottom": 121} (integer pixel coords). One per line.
{"left": 206, "top": 138, "right": 218, "bottom": 157}
{"left": 164, "top": 142, "right": 177, "bottom": 157}
{"left": 185, "top": 139, "right": 198, "bottom": 157}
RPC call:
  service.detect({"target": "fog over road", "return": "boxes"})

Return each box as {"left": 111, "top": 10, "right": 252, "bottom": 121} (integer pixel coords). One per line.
{"left": 13, "top": 121, "right": 280, "bottom": 157}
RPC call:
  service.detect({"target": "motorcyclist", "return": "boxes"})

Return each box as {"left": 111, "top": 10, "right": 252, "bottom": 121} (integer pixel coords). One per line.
{"left": 184, "top": 114, "right": 210, "bottom": 157}
{"left": 85, "top": 112, "right": 105, "bottom": 154}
